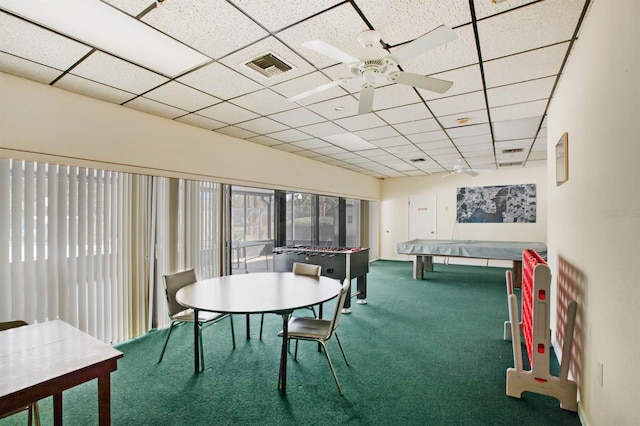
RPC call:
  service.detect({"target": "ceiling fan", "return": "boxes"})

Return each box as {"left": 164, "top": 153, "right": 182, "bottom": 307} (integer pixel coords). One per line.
{"left": 288, "top": 25, "right": 458, "bottom": 114}
{"left": 442, "top": 161, "right": 495, "bottom": 178}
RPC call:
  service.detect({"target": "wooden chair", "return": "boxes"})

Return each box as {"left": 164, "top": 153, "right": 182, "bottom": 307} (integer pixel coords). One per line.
{"left": 0, "top": 321, "right": 41, "bottom": 426}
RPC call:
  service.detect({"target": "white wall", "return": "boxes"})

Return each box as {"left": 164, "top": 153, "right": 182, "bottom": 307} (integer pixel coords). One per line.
{"left": 547, "top": 1, "right": 640, "bottom": 424}
{"left": 380, "top": 165, "right": 547, "bottom": 264}
{"left": 0, "top": 72, "right": 380, "bottom": 201}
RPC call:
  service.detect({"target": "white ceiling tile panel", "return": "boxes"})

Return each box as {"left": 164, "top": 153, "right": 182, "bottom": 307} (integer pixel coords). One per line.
{"left": 493, "top": 116, "right": 542, "bottom": 141}
{"left": 458, "top": 142, "right": 494, "bottom": 153}
{"left": 398, "top": 25, "right": 479, "bottom": 76}
{"left": 483, "top": 42, "right": 569, "bottom": 88}
{"left": 144, "top": 82, "right": 220, "bottom": 112}
{"left": 415, "top": 140, "right": 456, "bottom": 150}
{"left": 477, "top": 0, "right": 585, "bottom": 60}
{"left": 495, "top": 139, "right": 534, "bottom": 151}
{"left": 406, "top": 130, "right": 449, "bottom": 144}
{"left": 447, "top": 123, "right": 490, "bottom": 138}
{"left": 428, "top": 91, "right": 486, "bottom": 117}
{"left": 370, "top": 84, "right": 423, "bottom": 111}
{"left": 102, "top": 0, "right": 154, "bottom": 17}
{"left": 393, "top": 119, "right": 441, "bottom": 135}
{"left": 490, "top": 99, "right": 547, "bottom": 122}
{"left": 231, "top": 89, "right": 296, "bottom": 116}
{"left": 356, "top": 0, "right": 471, "bottom": 44}
{"left": 233, "top": 0, "right": 343, "bottom": 32}
{"left": 215, "top": 126, "right": 258, "bottom": 139}
{"left": 220, "top": 36, "right": 315, "bottom": 87}
{"left": 358, "top": 149, "right": 391, "bottom": 158}
{"left": 525, "top": 159, "right": 546, "bottom": 168}
{"left": 527, "top": 151, "right": 547, "bottom": 161}
{"left": 268, "top": 108, "right": 325, "bottom": 128}
{"left": 0, "top": 52, "right": 63, "bottom": 84}
{"left": 418, "top": 65, "right": 484, "bottom": 101}
{"left": 439, "top": 109, "right": 489, "bottom": 129}
{"left": 272, "top": 143, "right": 304, "bottom": 153}
{"left": 487, "top": 76, "right": 556, "bottom": 107}
{"left": 370, "top": 137, "right": 412, "bottom": 149}
{"left": 124, "top": 97, "right": 188, "bottom": 119}
{"left": 290, "top": 139, "right": 332, "bottom": 150}
{"left": 236, "top": 117, "right": 289, "bottom": 134}
{"left": 473, "top": 0, "right": 538, "bottom": 20}
{"left": 246, "top": 135, "right": 282, "bottom": 147}
{"left": 271, "top": 72, "right": 348, "bottom": 105}
{"left": 312, "top": 146, "right": 348, "bottom": 156}
{"left": 198, "top": 102, "right": 259, "bottom": 124}
{"left": 298, "top": 122, "right": 344, "bottom": 138}
{"left": 384, "top": 145, "right": 421, "bottom": 154}
{"left": 375, "top": 103, "right": 433, "bottom": 125}
{"left": 266, "top": 129, "right": 311, "bottom": 143}
{"left": 453, "top": 134, "right": 493, "bottom": 146}
{"left": 277, "top": 4, "right": 369, "bottom": 69}
{"left": 142, "top": 0, "right": 267, "bottom": 60}
{"left": 306, "top": 95, "right": 361, "bottom": 120}
{"left": 354, "top": 126, "right": 400, "bottom": 141}
{"left": 329, "top": 152, "right": 363, "bottom": 161}
{"left": 175, "top": 113, "right": 226, "bottom": 131}
{"left": 70, "top": 51, "right": 168, "bottom": 94}
{"left": 55, "top": 74, "right": 135, "bottom": 104}
{"left": 0, "top": 12, "right": 92, "bottom": 70}
{"left": 178, "top": 62, "right": 263, "bottom": 100}
{"left": 334, "top": 113, "right": 386, "bottom": 132}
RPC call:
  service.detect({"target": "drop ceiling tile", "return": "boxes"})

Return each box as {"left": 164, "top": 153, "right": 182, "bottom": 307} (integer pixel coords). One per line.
{"left": 246, "top": 135, "right": 282, "bottom": 147}
{"left": 298, "top": 121, "right": 344, "bottom": 138}
{"left": 55, "top": 74, "right": 135, "bottom": 104}
{"left": 271, "top": 71, "right": 348, "bottom": 105}
{"left": 477, "top": 0, "right": 585, "bottom": 60}
{"left": 495, "top": 139, "right": 535, "bottom": 151}
{"left": 312, "top": 146, "right": 349, "bottom": 156}
{"left": 493, "top": 116, "right": 542, "bottom": 141}
{"left": 0, "top": 52, "right": 63, "bottom": 84}
{"left": 272, "top": 143, "right": 304, "bottom": 153}
{"left": 418, "top": 64, "right": 484, "bottom": 101}
{"left": 483, "top": 42, "right": 569, "bottom": 88}
{"left": 294, "top": 150, "right": 323, "bottom": 158}
{"left": 356, "top": 0, "right": 471, "bottom": 45}
{"left": 1, "top": 12, "right": 92, "bottom": 70}
{"left": 527, "top": 151, "right": 547, "bottom": 161}
{"left": 102, "top": 0, "right": 152, "bottom": 17}
{"left": 393, "top": 118, "right": 441, "bottom": 135}
{"left": 198, "top": 102, "right": 259, "bottom": 124}
{"left": 491, "top": 99, "right": 547, "bottom": 122}
{"left": 384, "top": 161, "right": 418, "bottom": 172}
{"left": 290, "top": 139, "right": 332, "bottom": 150}
{"left": 354, "top": 126, "right": 400, "bottom": 141}
{"left": 220, "top": 36, "right": 315, "bottom": 87}
{"left": 398, "top": 25, "right": 479, "bottom": 76}
{"left": 487, "top": 76, "right": 556, "bottom": 107}
{"left": 440, "top": 109, "right": 488, "bottom": 128}
{"left": 231, "top": 89, "right": 297, "bottom": 115}
{"left": 453, "top": 134, "right": 493, "bottom": 146}
{"left": 124, "top": 97, "right": 188, "bottom": 119}
{"left": 277, "top": 4, "right": 369, "bottom": 69}
{"left": 175, "top": 113, "right": 226, "bottom": 130}
{"left": 334, "top": 113, "right": 386, "bottom": 132}
{"left": 406, "top": 130, "right": 449, "bottom": 144}
{"left": 415, "top": 140, "right": 456, "bottom": 150}
{"left": 376, "top": 103, "right": 433, "bottom": 125}
{"left": 233, "top": 0, "right": 343, "bottom": 32}
{"left": 266, "top": 128, "right": 310, "bottom": 143}
{"left": 370, "top": 137, "right": 411, "bottom": 149}
{"left": 306, "top": 95, "right": 361, "bottom": 120}
{"left": 458, "top": 143, "right": 494, "bottom": 153}
{"left": 215, "top": 126, "right": 258, "bottom": 139}
{"left": 371, "top": 84, "right": 423, "bottom": 111}
{"left": 142, "top": 0, "right": 267, "bottom": 60}
{"left": 236, "top": 117, "right": 289, "bottom": 134}
{"left": 358, "top": 149, "right": 390, "bottom": 158}
{"left": 329, "top": 152, "right": 363, "bottom": 161}
{"left": 70, "top": 51, "right": 168, "bottom": 94}
{"left": 428, "top": 91, "right": 486, "bottom": 117}
{"left": 525, "top": 159, "right": 546, "bottom": 168}
{"left": 178, "top": 62, "right": 263, "bottom": 100}
{"left": 144, "top": 81, "right": 220, "bottom": 111}
{"left": 269, "top": 108, "right": 325, "bottom": 128}
{"left": 473, "top": 0, "right": 538, "bottom": 19}
{"left": 447, "top": 123, "right": 490, "bottom": 138}
{"left": 384, "top": 145, "right": 421, "bottom": 155}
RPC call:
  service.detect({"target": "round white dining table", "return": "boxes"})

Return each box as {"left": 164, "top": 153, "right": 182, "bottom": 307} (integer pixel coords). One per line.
{"left": 176, "top": 272, "right": 342, "bottom": 394}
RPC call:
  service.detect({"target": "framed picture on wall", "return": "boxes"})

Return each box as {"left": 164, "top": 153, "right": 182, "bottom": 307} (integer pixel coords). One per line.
{"left": 556, "top": 132, "right": 568, "bottom": 186}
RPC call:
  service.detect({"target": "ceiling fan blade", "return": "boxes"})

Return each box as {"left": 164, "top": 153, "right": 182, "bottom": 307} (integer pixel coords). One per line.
{"left": 387, "top": 25, "right": 458, "bottom": 65}
{"left": 358, "top": 85, "right": 375, "bottom": 114}
{"left": 302, "top": 40, "right": 359, "bottom": 64}
{"left": 287, "top": 79, "right": 345, "bottom": 103}
{"left": 395, "top": 72, "right": 453, "bottom": 94}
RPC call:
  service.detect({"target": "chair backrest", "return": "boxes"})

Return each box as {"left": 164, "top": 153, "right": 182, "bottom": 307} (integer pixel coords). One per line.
{"left": 163, "top": 269, "right": 197, "bottom": 317}
{"left": 292, "top": 262, "right": 321, "bottom": 277}
{"left": 328, "top": 279, "right": 351, "bottom": 338}
{"left": 0, "top": 320, "right": 28, "bottom": 332}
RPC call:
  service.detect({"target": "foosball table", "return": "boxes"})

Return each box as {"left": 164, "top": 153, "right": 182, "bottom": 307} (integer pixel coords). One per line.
{"left": 273, "top": 245, "right": 369, "bottom": 312}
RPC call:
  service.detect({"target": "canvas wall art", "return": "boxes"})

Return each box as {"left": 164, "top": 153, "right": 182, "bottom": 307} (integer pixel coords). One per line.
{"left": 457, "top": 184, "right": 537, "bottom": 223}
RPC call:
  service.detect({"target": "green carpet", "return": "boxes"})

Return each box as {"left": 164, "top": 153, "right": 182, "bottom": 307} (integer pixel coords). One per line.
{"left": 1, "top": 261, "right": 581, "bottom": 425}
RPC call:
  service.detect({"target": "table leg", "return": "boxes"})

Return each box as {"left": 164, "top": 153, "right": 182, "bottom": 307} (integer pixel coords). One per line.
{"left": 98, "top": 374, "right": 111, "bottom": 426}
{"left": 413, "top": 256, "right": 423, "bottom": 279}
{"left": 53, "top": 392, "right": 63, "bottom": 425}
{"left": 246, "top": 314, "right": 251, "bottom": 340}
{"left": 194, "top": 309, "right": 200, "bottom": 373}
{"left": 512, "top": 260, "right": 523, "bottom": 288}
{"left": 278, "top": 312, "right": 291, "bottom": 394}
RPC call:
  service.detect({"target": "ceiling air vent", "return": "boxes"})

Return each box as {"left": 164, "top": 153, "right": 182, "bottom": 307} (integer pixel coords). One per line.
{"left": 244, "top": 52, "right": 294, "bottom": 78}
{"left": 499, "top": 161, "right": 524, "bottom": 167}
{"left": 502, "top": 148, "right": 523, "bottom": 154}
